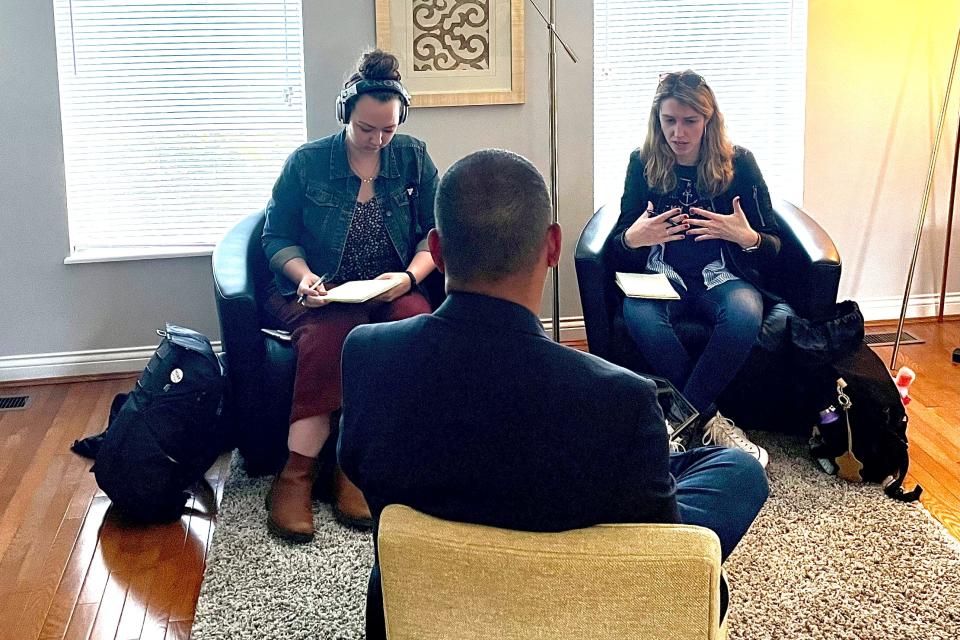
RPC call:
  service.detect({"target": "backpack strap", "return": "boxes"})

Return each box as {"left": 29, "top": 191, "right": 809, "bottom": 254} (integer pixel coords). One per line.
{"left": 882, "top": 446, "right": 923, "bottom": 502}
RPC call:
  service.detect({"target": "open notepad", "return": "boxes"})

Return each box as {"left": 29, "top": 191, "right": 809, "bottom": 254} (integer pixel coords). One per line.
{"left": 615, "top": 272, "right": 680, "bottom": 300}
{"left": 323, "top": 279, "right": 402, "bottom": 303}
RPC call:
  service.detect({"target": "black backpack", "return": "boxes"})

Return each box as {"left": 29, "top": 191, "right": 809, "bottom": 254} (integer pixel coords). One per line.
{"left": 796, "top": 334, "right": 922, "bottom": 502}
{"left": 72, "top": 324, "right": 229, "bottom": 522}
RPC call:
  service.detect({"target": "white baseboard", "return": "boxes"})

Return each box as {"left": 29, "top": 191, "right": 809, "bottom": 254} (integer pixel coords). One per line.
{"left": 854, "top": 292, "right": 960, "bottom": 323}
{"left": 0, "top": 342, "right": 222, "bottom": 383}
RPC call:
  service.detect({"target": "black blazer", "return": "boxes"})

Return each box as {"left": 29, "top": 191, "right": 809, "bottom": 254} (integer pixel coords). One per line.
{"left": 338, "top": 292, "right": 679, "bottom": 639}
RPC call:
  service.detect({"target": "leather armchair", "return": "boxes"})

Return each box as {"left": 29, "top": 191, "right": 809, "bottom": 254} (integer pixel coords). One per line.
{"left": 378, "top": 504, "right": 729, "bottom": 639}
{"left": 575, "top": 199, "right": 841, "bottom": 433}
{"left": 212, "top": 210, "right": 445, "bottom": 476}
{"left": 212, "top": 210, "right": 296, "bottom": 475}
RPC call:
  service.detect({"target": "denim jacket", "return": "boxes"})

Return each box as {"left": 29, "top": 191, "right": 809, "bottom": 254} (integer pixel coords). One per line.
{"left": 262, "top": 130, "right": 438, "bottom": 296}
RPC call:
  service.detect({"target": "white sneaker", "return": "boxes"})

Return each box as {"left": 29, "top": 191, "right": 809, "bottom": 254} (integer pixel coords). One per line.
{"left": 701, "top": 412, "right": 769, "bottom": 468}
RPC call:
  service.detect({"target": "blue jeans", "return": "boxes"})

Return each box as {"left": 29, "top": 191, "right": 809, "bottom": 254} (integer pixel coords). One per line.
{"left": 672, "top": 446, "right": 769, "bottom": 560}
{"left": 623, "top": 279, "right": 763, "bottom": 414}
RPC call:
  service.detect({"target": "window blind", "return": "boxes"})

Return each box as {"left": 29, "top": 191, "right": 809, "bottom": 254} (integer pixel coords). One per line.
{"left": 52, "top": 0, "right": 306, "bottom": 259}
{"left": 594, "top": 0, "right": 807, "bottom": 210}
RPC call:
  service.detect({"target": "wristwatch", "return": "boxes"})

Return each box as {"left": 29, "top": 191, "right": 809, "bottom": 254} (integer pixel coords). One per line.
{"left": 404, "top": 270, "right": 418, "bottom": 290}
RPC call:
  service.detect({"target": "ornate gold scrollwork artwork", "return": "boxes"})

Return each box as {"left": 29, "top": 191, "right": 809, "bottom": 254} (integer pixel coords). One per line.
{"left": 412, "top": 0, "right": 491, "bottom": 71}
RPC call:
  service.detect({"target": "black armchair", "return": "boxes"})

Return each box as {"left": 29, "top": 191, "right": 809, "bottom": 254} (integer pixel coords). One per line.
{"left": 575, "top": 199, "right": 841, "bottom": 433}
{"left": 212, "top": 210, "right": 296, "bottom": 475}
{"left": 212, "top": 210, "right": 444, "bottom": 476}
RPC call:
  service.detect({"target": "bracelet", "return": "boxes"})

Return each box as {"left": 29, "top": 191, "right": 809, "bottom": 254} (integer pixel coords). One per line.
{"left": 741, "top": 232, "right": 762, "bottom": 253}
{"left": 404, "top": 270, "right": 418, "bottom": 290}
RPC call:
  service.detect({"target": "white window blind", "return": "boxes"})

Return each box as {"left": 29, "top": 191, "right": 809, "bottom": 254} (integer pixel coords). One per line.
{"left": 594, "top": 0, "right": 807, "bottom": 210}
{"left": 52, "top": 0, "right": 306, "bottom": 260}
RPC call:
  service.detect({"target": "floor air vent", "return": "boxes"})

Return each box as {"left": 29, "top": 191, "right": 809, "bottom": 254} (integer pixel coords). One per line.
{"left": 0, "top": 395, "right": 30, "bottom": 411}
{"left": 864, "top": 331, "right": 923, "bottom": 347}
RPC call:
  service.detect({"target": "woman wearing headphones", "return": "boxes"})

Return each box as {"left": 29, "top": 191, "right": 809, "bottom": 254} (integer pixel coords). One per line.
{"left": 608, "top": 70, "right": 781, "bottom": 469}
{"left": 261, "top": 49, "right": 437, "bottom": 542}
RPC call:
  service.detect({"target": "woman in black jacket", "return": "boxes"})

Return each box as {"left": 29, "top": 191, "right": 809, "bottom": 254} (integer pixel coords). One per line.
{"left": 608, "top": 70, "right": 780, "bottom": 467}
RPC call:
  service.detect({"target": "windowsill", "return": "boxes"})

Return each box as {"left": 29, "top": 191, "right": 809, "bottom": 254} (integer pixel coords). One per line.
{"left": 63, "top": 246, "right": 214, "bottom": 264}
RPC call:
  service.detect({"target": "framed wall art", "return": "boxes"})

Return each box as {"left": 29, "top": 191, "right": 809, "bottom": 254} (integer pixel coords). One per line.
{"left": 375, "top": 0, "right": 525, "bottom": 107}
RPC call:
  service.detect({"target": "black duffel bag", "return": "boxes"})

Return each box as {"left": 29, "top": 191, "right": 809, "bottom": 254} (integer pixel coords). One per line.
{"left": 73, "top": 324, "right": 229, "bottom": 522}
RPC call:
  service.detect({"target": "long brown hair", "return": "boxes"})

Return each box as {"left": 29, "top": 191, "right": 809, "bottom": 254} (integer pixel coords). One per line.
{"left": 641, "top": 70, "right": 734, "bottom": 197}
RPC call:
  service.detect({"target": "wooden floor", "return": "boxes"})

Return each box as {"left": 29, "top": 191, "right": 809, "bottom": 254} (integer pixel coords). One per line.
{"left": 869, "top": 318, "right": 960, "bottom": 540}
{"left": 0, "top": 375, "right": 230, "bottom": 640}
{"left": 0, "top": 321, "right": 958, "bottom": 639}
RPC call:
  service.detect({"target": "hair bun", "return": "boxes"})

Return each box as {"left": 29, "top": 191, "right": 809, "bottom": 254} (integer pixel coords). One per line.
{"left": 358, "top": 49, "right": 402, "bottom": 82}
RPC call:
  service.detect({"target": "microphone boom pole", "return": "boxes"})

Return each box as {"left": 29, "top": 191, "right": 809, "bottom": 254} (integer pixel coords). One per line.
{"left": 527, "top": 0, "right": 578, "bottom": 342}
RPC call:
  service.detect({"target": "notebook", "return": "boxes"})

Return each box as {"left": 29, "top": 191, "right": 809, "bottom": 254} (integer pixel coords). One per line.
{"left": 615, "top": 272, "right": 680, "bottom": 300}
{"left": 323, "top": 278, "right": 402, "bottom": 303}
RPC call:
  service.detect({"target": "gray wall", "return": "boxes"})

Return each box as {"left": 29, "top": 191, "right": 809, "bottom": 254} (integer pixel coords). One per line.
{"left": 0, "top": 1, "right": 593, "bottom": 359}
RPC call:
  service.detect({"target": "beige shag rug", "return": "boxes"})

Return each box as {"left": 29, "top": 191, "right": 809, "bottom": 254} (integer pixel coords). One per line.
{"left": 192, "top": 433, "right": 960, "bottom": 639}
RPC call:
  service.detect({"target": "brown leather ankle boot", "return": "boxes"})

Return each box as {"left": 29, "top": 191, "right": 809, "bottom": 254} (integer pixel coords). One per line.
{"left": 266, "top": 451, "right": 317, "bottom": 543}
{"left": 332, "top": 466, "right": 372, "bottom": 530}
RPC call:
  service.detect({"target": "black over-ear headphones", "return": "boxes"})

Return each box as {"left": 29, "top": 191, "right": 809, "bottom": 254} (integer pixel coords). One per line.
{"left": 335, "top": 79, "right": 411, "bottom": 125}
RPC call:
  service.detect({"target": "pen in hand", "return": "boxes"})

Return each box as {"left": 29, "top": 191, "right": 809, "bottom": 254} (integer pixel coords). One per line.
{"left": 297, "top": 274, "right": 329, "bottom": 306}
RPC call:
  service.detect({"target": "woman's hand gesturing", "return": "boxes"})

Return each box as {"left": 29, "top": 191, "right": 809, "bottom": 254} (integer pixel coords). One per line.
{"left": 686, "top": 196, "right": 761, "bottom": 248}
{"left": 623, "top": 201, "right": 689, "bottom": 249}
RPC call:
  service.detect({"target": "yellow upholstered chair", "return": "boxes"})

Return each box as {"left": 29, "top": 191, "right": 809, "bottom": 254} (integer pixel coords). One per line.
{"left": 377, "top": 504, "right": 728, "bottom": 640}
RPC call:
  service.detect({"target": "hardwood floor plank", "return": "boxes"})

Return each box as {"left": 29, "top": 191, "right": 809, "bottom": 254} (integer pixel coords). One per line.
{"left": 919, "top": 491, "right": 960, "bottom": 543}
{"left": 0, "top": 453, "right": 71, "bottom": 592}
{"left": 906, "top": 465, "right": 960, "bottom": 542}
{"left": 62, "top": 602, "right": 98, "bottom": 640}
{"left": 0, "top": 591, "right": 32, "bottom": 640}
{"left": 906, "top": 400, "right": 960, "bottom": 455}
{"left": 76, "top": 538, "right": 110, "bottom": 607}
{"left": 139, "top": 621, "right": 168, "bottom": 640}
{"left": 138, "top": 520, "right": 190, "bottom": 636}
{"left": 86, "top": 571, "right": 129, "bottom": 640}
{"left": 167, "top": 508, "right": 212, "bottom": 623}
{"left": 163, "top": 619, "right": 192, "bottom": 640}
{"left": 37, "top": 497, "right": 112, "bottom": 640}
{"left": 908, "top": 443, "right": 960, "bottom": 506}
{"left": 908, "top": 419, "right": 960, "bottom": 472}
{"left": 11, "top": 514, "right": 88, "bottom": 638}
{"left": 0, "top": 380, "right": 117, "bottom": 592}
{"left": 64, "top": 471, "right": 100, "bottom": 523}
{"left": 114, "top": 569, "right": 154, "bottom": 640}
{"left": 0, "top": 385, "right": 69, "bottom": 559}
{"left": 12, "top": 456, "right": 84, "bottom": 591}
{"left": 10, "top": 588, "right": 50, "bottom": 640}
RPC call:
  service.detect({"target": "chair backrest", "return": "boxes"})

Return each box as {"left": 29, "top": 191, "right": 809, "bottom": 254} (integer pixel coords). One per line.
{"left": 377, "top": 504, "right": 727, "bottom": 640}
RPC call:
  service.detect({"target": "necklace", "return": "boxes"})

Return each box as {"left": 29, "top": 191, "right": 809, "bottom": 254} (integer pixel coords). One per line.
{"left": 347, "top": 154, "right": 379, "bottom": 184}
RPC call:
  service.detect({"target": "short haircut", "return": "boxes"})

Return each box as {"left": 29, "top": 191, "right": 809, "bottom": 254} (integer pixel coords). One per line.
{"left": 435, "top": 149, "right": 552, "bottom": 283}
